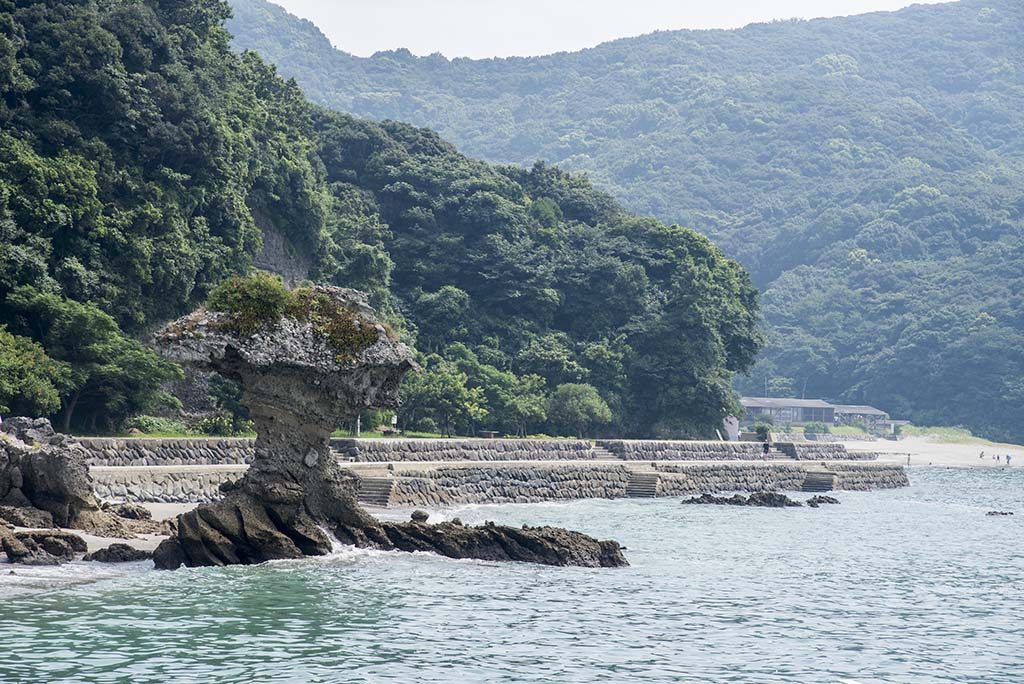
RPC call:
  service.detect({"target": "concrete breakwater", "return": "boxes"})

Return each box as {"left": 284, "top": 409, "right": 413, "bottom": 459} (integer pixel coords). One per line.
{"left": 90, "top": 462, "right": 907, "bottom": 506}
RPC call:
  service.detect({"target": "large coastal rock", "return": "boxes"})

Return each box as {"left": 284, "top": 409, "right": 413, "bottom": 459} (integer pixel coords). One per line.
{"left": 0, "top": 417, "right": 129, "bottom": 536}
{"left": 152, "top": 285, "right": 625, "bottom": 569}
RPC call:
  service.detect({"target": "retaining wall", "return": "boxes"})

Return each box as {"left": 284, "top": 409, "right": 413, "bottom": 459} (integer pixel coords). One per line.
{"left": 90, "top": 460, "right": 909, "bottom": 506}
{"left": 80, "top": 438, "right": 255, "bottom": 467}
{"left": 653, "top": 463, "right": 809, "bottom": 495}
{"left": 331, "top": 438, "right": 593, "bottom": 462}
{"left": 598, "top": 440, "right": 766, "bottom": 460}
{"left": 389, "top": 464, "right": 631, "bottom": 506}
{"left": 91, "top": 467, "right": 246, "bottom": 504}
{"left": 830, "top": 463, "right": 909, "bottom": 490}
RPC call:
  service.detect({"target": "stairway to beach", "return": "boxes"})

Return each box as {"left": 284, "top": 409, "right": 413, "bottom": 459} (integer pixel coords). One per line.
{"left": 625, "top": 472, "right": 660, "bottom": 498}
{"left": 800, "top": 471, "right": 837, "bottom": 492}
{"left": 357, "top": 477, "right": 395, "bottom": 506}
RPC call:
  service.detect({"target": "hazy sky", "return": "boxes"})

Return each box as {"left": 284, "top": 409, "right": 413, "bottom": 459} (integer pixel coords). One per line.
{"left": 271, "top": 0, "right": 946, "bottom": 59}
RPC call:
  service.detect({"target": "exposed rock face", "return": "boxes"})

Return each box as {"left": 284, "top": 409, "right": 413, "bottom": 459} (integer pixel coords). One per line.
{"left": 1, "top": 528, "right": 88, "bottom": 565}
{"left": 0, "top": 418, "right": 129, "bottom": 536}
{"left": 84, "top": 543, "right": 154, "bottom": 563}
{"left": 152, "top": 286, "right": 626, "bottom": 570}
{"left": 682, "top": 492, "right": 804, "bottom": 508}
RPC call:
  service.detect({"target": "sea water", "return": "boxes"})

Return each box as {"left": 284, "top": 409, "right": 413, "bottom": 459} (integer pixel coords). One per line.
{"left": 1, "top": 467, "right": 1021, "bottom": 683}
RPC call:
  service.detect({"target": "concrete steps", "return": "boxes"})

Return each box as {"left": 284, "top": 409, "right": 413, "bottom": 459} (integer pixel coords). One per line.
{"left": 591, "top": 445, "right": 617, "bottom": 460}
{"left": 357, "top": 477, "right": 395, "bottom": 506}
{"left": 625, "top": 472, "right": 660, "bottom": 498}
{"left": 801, "top": 472, "right": 837, "bottom": 492}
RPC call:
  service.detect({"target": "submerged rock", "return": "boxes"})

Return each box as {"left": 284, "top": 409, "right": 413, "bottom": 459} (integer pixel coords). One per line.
{"left": 84, "top": 543, "right": 154, "bottom": 563}
{"left": 152, "top": 285, "right": 626, "bottom": 570}
{"left": 986, "top": 511, "right": 1014, "bottom": 516}
{"left": 806, "top": 495, "right": 840, "bottom": 507}
{"left": 682, "top": 491, "right": 803, "bottom": 508}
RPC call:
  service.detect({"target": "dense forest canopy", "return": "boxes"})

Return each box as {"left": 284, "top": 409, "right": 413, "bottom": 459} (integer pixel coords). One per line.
{"left": 227, "top": 0, "right": 1024, "bottom": 441}
{"left": 0, "top": 0, "right": 761, "bottom": 438}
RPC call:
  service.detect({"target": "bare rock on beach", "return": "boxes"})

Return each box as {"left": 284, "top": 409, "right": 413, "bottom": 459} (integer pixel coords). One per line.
{"left": 0, "top": 417, "right": 132, "bottom": 537}
{"left": 152, "top": 285, "right": 627, "bottom": 570}
{"left": 1, "top": 527, "right": 87, "bottom": 565}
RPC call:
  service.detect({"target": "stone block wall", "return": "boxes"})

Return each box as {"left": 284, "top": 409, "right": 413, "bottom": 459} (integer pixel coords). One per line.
{"left": 80, "top": 438, "right": 255, "bottom": 467}
{"left": 653, "top": 463, "right": 809, "bottom": 495}
{"left": 774, "top": 442, "right": 877, "bottom": 460}
{"left": 332, "top": 438, "right": 594, "bottom": 462}
{"left": 388, "top": 465, "right": 632, "bottom": 506}
{"left": 91, "top": 467, "right": 247, "bottom": 504}
{"left": 599, "top": 440, "right": 769, "bottom": 460}
{"left": 830, "top": 463, "right": 909, "bottom": 490}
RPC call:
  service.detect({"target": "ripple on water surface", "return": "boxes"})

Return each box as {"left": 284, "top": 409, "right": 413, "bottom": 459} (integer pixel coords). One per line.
{"left": 1, "top": 467, "right": 1022, "bottom": 683}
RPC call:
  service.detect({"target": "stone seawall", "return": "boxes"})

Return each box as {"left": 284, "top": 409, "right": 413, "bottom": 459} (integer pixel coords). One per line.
{"left": 598, "top": 440, "right": 766, "bottom": 460}
{"left": 831, "top": 463, "right": 909, "bottom": 490}
{"left": 653, "top": 463, "right": 808, "bottom": 495}
{"left": 775, "top": 442, "right": 876, "bottom": 461}
{"left": 91, "top": 466, "right": 247, "bottom": 504}
{"left": 389, "top": 465, "right": 631, "bottom": 506}
{"left": 80, "top": 438, "right": 255, "bottom": 467}
{"left": 331, "top": 438, "right": 593, "bottom": 462}
{"left": 597, "top": 440, "right": 871, "bottom": 461}
{"left": 90, "top": 461, "right": 909, "bottom": 505}
{"left": 80, "top": 436, "right": 879, "bottom": 467}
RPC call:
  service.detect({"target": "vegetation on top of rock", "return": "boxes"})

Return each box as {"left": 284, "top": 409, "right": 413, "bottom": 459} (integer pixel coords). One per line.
{"left": 226, "top": 0, "right": 1024, "bottom": 442}
{"left": 206, "top": 273, "right": 380, "bottom": 361}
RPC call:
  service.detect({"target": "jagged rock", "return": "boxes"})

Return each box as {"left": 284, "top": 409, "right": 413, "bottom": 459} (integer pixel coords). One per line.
{"left": 103, "top": 502, "right": 152, "bottom": 521}
{"left": 807, "top": 495, "right": 840, "bottom": 507}
{"left": 682, "top": 491, "right": 803, "bottom": 507}
{"left": 0, "top": 504, "right": 54, "bottom": 528}
{"left": 0, "top": 418, "right": 130, "bottom": 537}
{"left": 84, "top": 543, "right": 154, "bottom": 563}
{"left": 410, "top": 509, "right": 429, "bottom": 523}
{"left": 153, "top": 285, "right": 626, "bottom": 570}
{"left": 986, "top": 511, "right": 1014, "bottom": 516}
{"left": 1, "top": 529, "right": 87, "bottom": 564}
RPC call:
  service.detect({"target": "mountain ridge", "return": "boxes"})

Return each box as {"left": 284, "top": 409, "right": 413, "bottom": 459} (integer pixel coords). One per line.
{"left": 227, "top": 0, "right": 1024, "bottom": 441}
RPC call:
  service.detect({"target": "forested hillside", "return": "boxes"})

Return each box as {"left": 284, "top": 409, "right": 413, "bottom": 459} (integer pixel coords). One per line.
{"left": 0, "top": 0, "right": 760, "bottom": 438}
{"left": 228, "top": 0, "right": 1024, "bottom": 441}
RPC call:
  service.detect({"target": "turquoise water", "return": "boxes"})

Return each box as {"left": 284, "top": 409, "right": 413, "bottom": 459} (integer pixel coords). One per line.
{"left": 1, "top": 467, "right": 1022, "bottom": 683}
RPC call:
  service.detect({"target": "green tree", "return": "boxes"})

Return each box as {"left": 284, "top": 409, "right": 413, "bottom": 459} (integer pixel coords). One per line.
{"left": 4, "top": 287, "right": 181, "bottom": 432}
{"left": 0, "top": 325, "right": 72, "bottom": 417}
{"left": 399, "top": 355, "right": 488, "bottom": 437}
{"left": 546, "top": 383, "right": 612, "bottom": 438}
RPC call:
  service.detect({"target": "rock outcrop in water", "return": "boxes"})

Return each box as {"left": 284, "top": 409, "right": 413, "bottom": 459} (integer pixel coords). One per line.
{"left": 151, "top": 284, "right": 626, "bottom": 569}
{"left": 682, "top": 492, "right": 804, "bottom": 507}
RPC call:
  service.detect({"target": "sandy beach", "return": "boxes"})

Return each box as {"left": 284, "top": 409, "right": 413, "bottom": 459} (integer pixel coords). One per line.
{"left": 849, "top": 436, "right": 1024, "bottom": 468}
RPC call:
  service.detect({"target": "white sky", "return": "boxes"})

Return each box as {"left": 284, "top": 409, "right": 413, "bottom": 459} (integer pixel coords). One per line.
{"left": 270, "top": 0, "right": 947, "bottom": 59}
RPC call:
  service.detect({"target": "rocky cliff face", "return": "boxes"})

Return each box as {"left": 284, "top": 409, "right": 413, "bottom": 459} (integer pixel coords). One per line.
{"left": 152, "top": 286, "right": 626, "bottom": 569}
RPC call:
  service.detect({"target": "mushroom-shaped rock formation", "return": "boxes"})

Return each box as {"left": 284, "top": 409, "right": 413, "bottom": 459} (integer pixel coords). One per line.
{"left": 152, "top": 282, "right": 625, "bottom": 569}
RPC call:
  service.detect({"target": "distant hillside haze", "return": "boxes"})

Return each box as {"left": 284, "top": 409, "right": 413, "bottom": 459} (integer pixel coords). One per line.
{"left": 227, "top": 0, "right": 1024, "bottom": 441}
